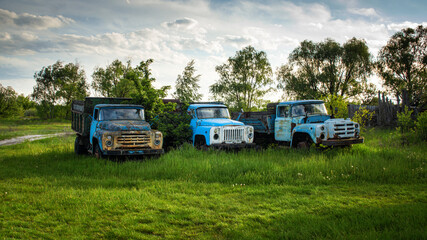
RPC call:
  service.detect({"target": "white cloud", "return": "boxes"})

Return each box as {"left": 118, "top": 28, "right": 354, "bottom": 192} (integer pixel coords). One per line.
{"left": 0, "top": 8, "right": 74, "bottom": 30}
{"left": 387, "top": 21, "right": 427, "bottom": 31}
{"left": 162, "top": 17, "right": 198, "bottom": 30}
{"left": 348, "top": 8, "right": 379, "bottom": 17}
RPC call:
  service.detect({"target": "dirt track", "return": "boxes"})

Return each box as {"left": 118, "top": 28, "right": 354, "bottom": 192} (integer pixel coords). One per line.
{"left": 0, "top": 132, "right": 73, "bottom": 146}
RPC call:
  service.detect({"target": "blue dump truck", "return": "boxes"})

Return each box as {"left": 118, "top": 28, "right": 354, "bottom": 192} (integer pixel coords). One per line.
{"left": 235, "top": 100, "right": 364, "bottom": 148}
{"left": 71, "top": 97, "right": 164, "bottom": 158}
{"left": 188, "top": 103, "right": 256, "bottom": 149}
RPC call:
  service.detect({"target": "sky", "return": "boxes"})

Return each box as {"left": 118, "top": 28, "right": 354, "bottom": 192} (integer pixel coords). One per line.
{"left": 0, "top": 0, "right": 426, "bottom": 101}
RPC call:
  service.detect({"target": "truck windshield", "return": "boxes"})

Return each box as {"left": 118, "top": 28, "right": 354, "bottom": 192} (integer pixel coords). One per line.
{"left": 100, "top": 108, "right": 145, "bottom": 121}
{"left": 197, "top": 107, "right": 230, "bottom": 119}
{"left": 292, "top": 103, "right": 327, "bottom": 117}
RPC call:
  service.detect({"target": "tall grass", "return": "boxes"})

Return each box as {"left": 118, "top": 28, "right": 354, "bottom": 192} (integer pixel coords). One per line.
{"left": 0, "top": 128, "right": 426, "bottom": 239}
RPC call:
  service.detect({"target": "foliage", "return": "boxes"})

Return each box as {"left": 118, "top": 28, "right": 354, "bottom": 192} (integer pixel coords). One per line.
{"left": 127, "top": 59, "right": 173, "bottom": 120}
{"left": 91, "top": 60, "right": 130, "bottom": 98}
{"left": 322, "top": 94, "right": 348, "bottom": 118}
{"left": 0, "top": 83, "right": 21, "bottom": 117}
{"left": 173, "top": 60, "right": 202, "bottom": 104}
{"left": 32, "top": 61, "right": 89, "bottom": 119}
{"left": 210, "top": 46, "right": 273, "bottom": 111}
{"left": 277, "top": 38, "right": 374, "bottom": 100}
{"left": 91, "top": 59, "right": 172, "bottom": 120}
{"left": 416, "top": 111, "right": 427, "bottom": 140}
{"left": 0, "top": 128, "right": 426, "bottom": 239}
{"left": 396, "top": 106, "right": 414, "bottom": 133}
{"left": 377, "top": 25, "right": 427, "bottom": 108}
{"left": 151, "top": 105, "right": 192, "bottom": 149}
{"left": 351, "top": 107, "right": 374, "bottom": 132}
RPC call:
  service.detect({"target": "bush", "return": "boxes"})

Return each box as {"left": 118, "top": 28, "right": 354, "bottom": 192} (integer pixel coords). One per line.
{"left": 416, "top": 111, "right": 427, "bottom": 141}
{"left": 322, "top": 95, "right": 348, "bottom": 119}
{"left": 151, "top": 110, "right": 192, "bottom": 150}
{"left": 24, "top": 108, "right": 38, "bottom": 117}
{"left": 397, "top": 106, "right": 414, "bottom": 133}
{"left": 352, "top": 107, "right": 374, "bottom": 132}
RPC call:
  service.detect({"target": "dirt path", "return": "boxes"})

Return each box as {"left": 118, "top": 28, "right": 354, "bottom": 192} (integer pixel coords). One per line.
{"left": 0, "top": 132, "right": 74, "bottom": 146}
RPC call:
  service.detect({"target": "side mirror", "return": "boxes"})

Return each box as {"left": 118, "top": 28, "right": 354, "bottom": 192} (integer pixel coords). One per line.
{"left": 334, "top": 107, "right": 338, "bottom": 114}
{"left": 241, "top": 108, "right": 244, "bottom": 113}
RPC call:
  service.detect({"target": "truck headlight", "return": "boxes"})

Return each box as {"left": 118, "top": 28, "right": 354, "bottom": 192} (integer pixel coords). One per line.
{"left": 320, "top": 125, "right": 325, "bottom": 131}
{"left": 355, "top": 124, "right": 359, "bottom": 128}
{"left": 248, "top": 133, "right": 253, "bottom": 139}
{"left": 106, "top": 140, "right": 113, "bottom": 147}
{"left": 154, "top": 140, "right": 161, "bottom": 145}
{"left": 155, "top": 132, "right": 162, "bottom": 139}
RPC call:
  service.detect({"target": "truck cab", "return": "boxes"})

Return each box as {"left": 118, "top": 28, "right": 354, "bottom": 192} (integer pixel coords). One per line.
{"left": 274, "top": 100, "right": 363, "bottom": 147}
{"left": 188, "top": 103, "right": 255, "bottom": 149}
{"left": 72, "top": 98, "right": 164, "bottom": 158}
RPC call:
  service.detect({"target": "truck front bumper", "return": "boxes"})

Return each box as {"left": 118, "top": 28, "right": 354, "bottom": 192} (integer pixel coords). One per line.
{"left": 321, "top": 137, "right": 364, "bottom": 146}
{"left": 209, "top": 143, "right": 257, "bottom": 149}
{"left": 104, "top": 149, "right": 164, "bottom": 155}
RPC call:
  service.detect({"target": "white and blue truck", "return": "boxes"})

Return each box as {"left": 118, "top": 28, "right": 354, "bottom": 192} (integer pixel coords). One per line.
{"left": 235, "top": 100, "right": 364, "bottom": 148}
{"left": 188, "top": 103, "right": 256, "bottom": 149}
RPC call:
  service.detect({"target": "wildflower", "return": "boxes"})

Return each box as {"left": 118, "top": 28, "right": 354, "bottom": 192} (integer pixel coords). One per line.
{"left": 297, "top": 173, "right": 303, "bottom": 177}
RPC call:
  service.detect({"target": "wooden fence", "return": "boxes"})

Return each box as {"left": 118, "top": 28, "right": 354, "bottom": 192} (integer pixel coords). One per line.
{"left": 348, "top": 92, "right": 400, "bottom": 127}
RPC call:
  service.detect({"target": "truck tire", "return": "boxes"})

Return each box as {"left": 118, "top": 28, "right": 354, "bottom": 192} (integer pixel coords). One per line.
{"left": 93, "top": 143, "right": 104, "bottom": 159}
{"left": 74, "top": 136, "right": 87, "bottom": 155}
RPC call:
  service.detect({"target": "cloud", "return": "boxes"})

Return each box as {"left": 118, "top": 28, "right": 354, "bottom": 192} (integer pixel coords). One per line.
{"left": 387, "top": 21, "right": 427, "bottom": 31}
{"left": 0, "top": 8, "right": 74, "bottom": 30}
{"left": 162, "top": 17, "right": 198, "bottom": 30}
{"left": 348, "top": 8, "right": 379, "bottom": 17}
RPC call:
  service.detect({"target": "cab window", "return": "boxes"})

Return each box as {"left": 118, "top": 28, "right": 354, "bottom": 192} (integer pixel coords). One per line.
{"left": 277, "top": 105, "right": 290, "bottom": 117}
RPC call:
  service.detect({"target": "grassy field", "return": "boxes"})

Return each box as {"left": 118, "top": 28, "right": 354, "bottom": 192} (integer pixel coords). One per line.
{"left": 0, "top": 119, "right": 71, "bottom": 141}
{"left": 0, "top": 127, "right": 426, "bottom": 239}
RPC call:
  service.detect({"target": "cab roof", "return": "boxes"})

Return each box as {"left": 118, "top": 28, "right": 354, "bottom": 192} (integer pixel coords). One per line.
{"left": 188, "top": 104, "right": 227, "bottom": 109}
{"left": 279, "top": 100, "right": 324, "bottom": 105}
{"left": 95, "top": 104, "right": 144, "bottom": 108}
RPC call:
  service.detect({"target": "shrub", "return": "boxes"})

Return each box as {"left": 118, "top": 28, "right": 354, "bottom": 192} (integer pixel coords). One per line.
{"left": 351, "top": 107, "right": 374, "bottom": 132}
{"left": 396, "top": 106, "right": 414, "bottom": 133}
{"left": 322, "top": 95, "right": 348, "bottom": 119}
{"left": 24, "top": 108, "right": 38, "bottom": 117}
{"left": 416, "top": 111, "right": 427, "bottom": 141}
{"left": 151, "top": 110, "right": 192, "bottom": 150}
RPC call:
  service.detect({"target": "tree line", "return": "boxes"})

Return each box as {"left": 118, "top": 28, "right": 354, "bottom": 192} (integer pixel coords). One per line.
{"left": 1, "top": 25, "right": 425, "bottom": 119}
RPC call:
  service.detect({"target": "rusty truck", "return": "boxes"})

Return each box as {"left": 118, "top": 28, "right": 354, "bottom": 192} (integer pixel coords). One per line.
{"left": 71, "top": 97, "right": 164, "bottom": 158}
{"left": 235, "top": 100, "right": 364, "bottom": 148}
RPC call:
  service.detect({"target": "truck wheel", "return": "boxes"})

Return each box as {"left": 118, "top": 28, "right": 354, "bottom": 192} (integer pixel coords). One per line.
{"left": 94, "top": 143, "right": 104, "bottom": 159}
{"left": 74, "top": 136, "right": 87, "bottom": 155}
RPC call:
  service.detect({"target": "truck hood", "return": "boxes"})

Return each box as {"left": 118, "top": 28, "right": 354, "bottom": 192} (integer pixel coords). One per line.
{"left": 98, "top": 120, "right": 151, "bottom": 131}
{"left": 198, "top": 119, "right": 244, "bottom": 127}
{"left": 296, "top": 115, "right": 331, "bottom": 124}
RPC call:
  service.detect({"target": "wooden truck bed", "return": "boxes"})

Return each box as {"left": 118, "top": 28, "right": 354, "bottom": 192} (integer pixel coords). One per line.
{"left": 71, "top": 97, "right": 132, "bottom": 136}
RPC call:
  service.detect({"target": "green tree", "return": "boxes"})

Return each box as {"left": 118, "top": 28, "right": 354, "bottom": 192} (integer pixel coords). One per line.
{"left": 277, "top": 38, "right": 374, "bottom": 100}
{"left": 377, "top": 25, "right": 426, "bottom": 108}
{"left": 128, "top": 59, "right": 173, "bottom": 119}
{"left": 32, "top": 61, "right": 89, "bottom": 119}
{"left": 92, "top": 60, "right": 131, "bottom": 97}
{"left": 0, "top": 84, "right": 21, "bottom": 117}
{"left": 210, "top": 46, "right": 273, "bottom": 111}
{"left": 173, "top": 60, "right": 202, "bottom": 104}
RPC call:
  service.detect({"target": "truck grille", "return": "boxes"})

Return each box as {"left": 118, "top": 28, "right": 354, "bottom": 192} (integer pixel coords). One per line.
{"left": 116, "top": 133, "right": 151, "bottom": 149}
{"left": 224, "top": 128, "right": 244, "bottom": 142}
{"left": 334, "top": 123, "right": 355, "bottom": 138}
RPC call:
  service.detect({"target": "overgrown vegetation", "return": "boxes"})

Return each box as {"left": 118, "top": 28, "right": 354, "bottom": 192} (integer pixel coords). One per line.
{"left": 0, "top": 128, "right": 426, "bottom": 239}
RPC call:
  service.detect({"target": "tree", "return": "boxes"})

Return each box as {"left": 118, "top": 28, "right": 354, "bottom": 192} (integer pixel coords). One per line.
{"left": 173, "top": 60, "right": 202, "bottom": 103}
{"left": 210, "top": 46, "right": 273, "bottom": 111}
{"left": 0, "top": 84, "right": 21, "bottom": 117}
{"left": 32, "top": 61, "right": 89, "bottom": 119}
{"left": 128, "top": 59, "right": 173, "bottom": 119}
{"left": 277, "top": 38, "right": 374, "bottom": 101}
{"left": 377, "top": 25, "right": 426, "bottom": 108}
{"left": 92, "top": 60, "right": 131, "bottom": 97}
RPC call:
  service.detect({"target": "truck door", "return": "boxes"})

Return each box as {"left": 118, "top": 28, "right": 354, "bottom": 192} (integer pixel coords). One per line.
{"left": 90, "top": 108, "right": 100, "bottom": 145}
{"left": 274, "top": 105, "right": 292, "bottom": 141}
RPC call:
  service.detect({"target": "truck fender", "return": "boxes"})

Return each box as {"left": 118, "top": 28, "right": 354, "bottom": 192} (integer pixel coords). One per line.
{"left": 193, "top": 126, "right": 212, "bottom": 146}
{"left": 290, "top": 127, "right": 316, "bottom": 147}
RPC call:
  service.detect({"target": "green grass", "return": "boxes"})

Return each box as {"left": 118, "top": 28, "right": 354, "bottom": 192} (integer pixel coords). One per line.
{"left": 0, "top": 128, "right": 426, "bottom": 239}
{"left": 0, "top": 119, "right": 71, "bottom": 140}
